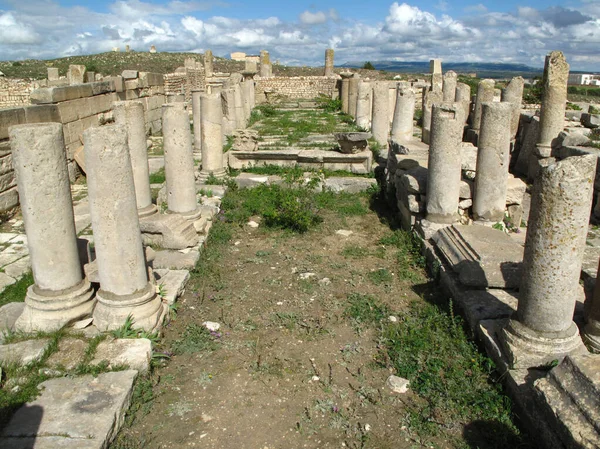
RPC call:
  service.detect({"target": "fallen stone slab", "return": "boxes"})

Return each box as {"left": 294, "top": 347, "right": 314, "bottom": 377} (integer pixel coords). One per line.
{"left": 0, "top": 370, "right": 138, "bottom": 449}
{"left": 0, "top": 339, "right": 50, "bottom": 365}
{"left": 0, "top": 302, "right": 25, "bottom": 338}
{"left": 92, "top": 338, "right": 152, "bottom": 373}
{"left": 0, "top": 271, "right": 16, "bottom": 293}
{"left": 154, "top": 269, "right": 190, "bottom": 305}
{"left": 153, "top": 249, "right": 200, "bottom": 270}
{"left": 324, "top": 177, "right": 377, "bottom": 193}
{"left": 46, "top": 338, "right": 88, "bottom": 370}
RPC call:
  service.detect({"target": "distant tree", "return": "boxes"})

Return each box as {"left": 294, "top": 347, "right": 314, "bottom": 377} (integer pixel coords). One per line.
{"left": 363, "top": 61, "right": 375, "bottom": 70}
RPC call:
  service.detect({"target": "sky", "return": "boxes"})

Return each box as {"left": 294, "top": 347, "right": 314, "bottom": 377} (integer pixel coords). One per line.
{"left": 0, "top": 0, "right": 599, "bottom": 71}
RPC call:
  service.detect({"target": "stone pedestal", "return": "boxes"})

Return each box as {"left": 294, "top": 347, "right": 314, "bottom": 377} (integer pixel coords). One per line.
{"left": 371, "top": 82, "right": 390, "bottom": 146}
{"left": 472, "top": 79, "right": 495, "bottom": 133}
{"left": 455, "top": 82, "right": 471, "bottom": 124}
{"left": 500, "top": 155, "right": 597, "bottom": 368}
{"left": 340, "top": 72, "right": 353, "bottom": 115}
{"left": 583, "top": 258, "right": 600, "bottom": 352}
{"left": 191, "top": 90, "right": 203, "bottom": 154}
{"left": 501, "top": 76, "right": 524, "bottom": 140}
{"left": 355, "top": 81, "right": 372, "bottom": 130}
{"left": 10, "top": 123, "right": 94, "bottom": 332}
{"left": 442, "top": 70, "right": 457, "bottom": 103}
{"left": 204, "top": 50, "right": 214, "bottom": 78}
{"left": 348, "top": 75, "right": 360, "bottom": 119}
{"left": 324, "top": 49, "right": 335, "bottom": 77}
{"left": 260, "top": 50, "right": 272, "bottom": 78}
{"left": 473, "top": 102, "right": 512, "bottom": 222}
{"left": 242, "top": 80, "right": 253, "bottom": 123}
{"left": 113, "top": 101, "right": 157, "bottom": 218}
{"left": 199, "top": 92, "right": 226, "bottom": 181}
{"left": 426, "top": 104, "right": 464, "bottom": 224}
{"left": 390, "top": 85, "right": 415, "bottom": 143}
{"left": 83, "top": 125, "right": 165, "bottom": 332}
{"left": 162, "top": 103, "right": 201, "bottom": 220}
{"left": 421, "top": 89, "right": 443, "bottom": 144}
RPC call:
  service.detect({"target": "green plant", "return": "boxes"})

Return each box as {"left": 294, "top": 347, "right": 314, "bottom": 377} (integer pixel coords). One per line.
{"left": 523, "top": 77, "right": 543, "bottom": 104}
{"left": 0, "top": 272, "right": 33, "bottom": 308}
{"left": 379, "top": 230, "right": 426, "bottom": 282}
{"left": 315, "top": 95, "right": 342, "bottom": 112}
{"left": 590, "top": 105, "right": 600, "bottom": 115}
{"left": 148, "top": 167, "right": 165, "bottom": 184}
{"left": 171, "top": 324, "right": 219, "bottom": 354}
{"left": 344, "top": 293, "right": 390, "bottom": 326}
{"left": 340, "top": 245, "right": 369, "bottom": 258}
{"left": 566, "top": 102, "right": 582, "bottom": 111}
{"left": 111, "top": 316, "right": 160, "bottom": 343}
{"left": 367, "top": 268, "right": 393, "bottom": 286}
{"left": 362, "top": 61, "right": 375, "bottom": 70}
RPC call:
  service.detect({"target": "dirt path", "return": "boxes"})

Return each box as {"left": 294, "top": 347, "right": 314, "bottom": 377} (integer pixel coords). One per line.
{"left": 114, "top": 203, "right": 427, "bottom": 449}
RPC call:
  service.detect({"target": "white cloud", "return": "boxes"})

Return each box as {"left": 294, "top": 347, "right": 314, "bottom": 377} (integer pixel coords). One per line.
{"left": 299, "top": 10, "right": 327, "bottom": 25}
{"left": 0, "top": 12, "right": 41, "bottom": 45}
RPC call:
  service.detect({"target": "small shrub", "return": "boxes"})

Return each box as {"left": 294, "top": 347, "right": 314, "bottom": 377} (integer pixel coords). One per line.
{"left": 362, "top": 61, "right": 375, "bottom": 70}
{"left": 344, "top": 293, "right": 390, "bottom": 325}
{"left": 172, "top": 324, "right": 219, "bottom": 354}
{"left": 148, "top": 167, "right": 165, "bottom": 184}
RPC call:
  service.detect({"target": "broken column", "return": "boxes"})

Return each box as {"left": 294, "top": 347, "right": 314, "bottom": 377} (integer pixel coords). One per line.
{"left": 421, "top": 89, "right": 443, "bottom": 144}
{"left": 426, "top": 104, "right": 464, "bottom": 224}
{"left": 199, "top": 92, "right": 226, "bottom": 181}
{"left": 473, "top": 102, "right": 512, "bottom": 222}
{"left": 340, "top": 72, "right": 353, "bottom": 114}
{"left": 355, "top": 81, "right": 372, "bottom": 130}
{"left": 10, "top": 123, "right": 94, "bottom": 332}
{"left": 324, "top": 49, "right": 335, "bottom": 77}
{"left": 113, "top": 100, "right": 157, "bottom": 218}
{"left": 191, "top": 89, "right": 203, "bottom": 155}
{"left": 472, "top": 79, "right": 495, "bottom": 135}
{"left": 501, "top": 154, "right": 596, "bottom": 368}
{"left": 348, "top": 75, "right": 360, "bottom": 119}
{"left": 371, "top": 81, "right": 390, "bottom": 146}
{"left": 233, "top": 84, "right": 246, "bottom": 129}
{"left": 430, "top": 59, "right": 443, "bottom": 93}
{"left": 583, "top": 258, "right": 600, "bottom": 352}
{"left": 242, "top": 80, "right": 253, "bottom": 123}
{"left": 260, "top": 50, "right": 272, "bottom": 78}
{"left": 390, "top": 84, "right": 415, "bottom": 143}
{"left": 442, "top": 70, "right": 458, "bottom": 103}
{"left": 501, "top": 76, "right": 524, "bottom": 140}
{"left": 204, "top": 50, "right": 214, "bottom": 78}
{"left": 84, "top": 124, "right": 165, "bottom": 331}
{"left": 67, "top": 65, "right": 86, "bottom": 85}
{"left": 162, "top": 103, "right": 201, "bottom": 220}
{"left": 455, "top": 82, "right": 471, "bottom": 124}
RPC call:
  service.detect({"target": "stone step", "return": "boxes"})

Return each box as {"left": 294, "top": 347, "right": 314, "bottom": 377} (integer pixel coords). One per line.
{"left": 534, "top": 354, "right": 600, "bottom": 449}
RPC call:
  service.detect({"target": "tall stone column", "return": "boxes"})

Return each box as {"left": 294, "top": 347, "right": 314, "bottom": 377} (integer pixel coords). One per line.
{"left": 355, "top": 81, "right": 372, "bottom": 130}
{"left": 221, "top": 88, "right": 236, "bottom": 136}
{"left": 348, "top": 75, "right": 360, "bottom": 119}
{"left": 371, "top": 82, "right": 390, "bottom": 146}
{"left": 199, "top": 92, "right": 226, "bottom": 181}
{"left": 426, "top": 104, "right": 464, "bottom": 224}
{"left": 340, "top": 72, "right": 353, "bottom": 114}
{"left": 113, "top": 100, "right": 157, "bottom": 218}
{"left": 191, "top": 90, "right": 203, "bottom": 155}
{"left": 162, "top": 103, "right": 201, "bottom": 220}
{"left": 390, "top": 85, "right": 415, "bottom": 143}
{"left": 501, "top": 76, "right": 524, "bottom": 140}
{"left": 421, "top": 89, "right": 443, "bottom": 144}
{"left": 430, "top": 59, "right": 443, "bottom": 93}
{"left": 472, "top": 79, "right": 495, "bottom": 133}
{"left": 583, "top": 258, "right": 600, "bottom": 352}
{"left": 442, "top": 70, "right": 458, "bottom": 103}
{"left": 501, "top": 154, "right": 596, "bottom": 368}
{"left": 324, "top": 49, "right": 335, "bottom": 77}
{"left": 455, "top": 82, "right": 471, "bottom": 124}
{"left": 10, "top": 123, "right": 94, "bottom": 332}
{"left": 260, "top": 50, "right": 272, "bottom": 78}
{"left": 242, "top": 80, "right": 253, "bottom": 122}
{"left": 204, "top": 49, "right": 214, "bottom": 78}
{"left": 473, "top": 102, "right": 512, "bottom": 222}
{"left": 84, "top": 125, "right": 165, "bottom": 331}
{"left": 535, "top": 51, "right": 569, "bottom": 160}
{"left": 233, "top": 84, "right": 246, "bottom": 129}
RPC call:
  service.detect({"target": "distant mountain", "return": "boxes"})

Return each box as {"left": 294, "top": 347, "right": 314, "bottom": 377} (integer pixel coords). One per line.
{"left": 340, "top": 60, "right": 544, "bottom": 79}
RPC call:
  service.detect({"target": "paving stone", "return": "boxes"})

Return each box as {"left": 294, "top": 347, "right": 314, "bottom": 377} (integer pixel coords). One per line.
{"left": 153, "top": 249, "right": 200, "bottom": 270}
{"left": 92, "top": 338, "right": 152, "bottom": 373}
{"left": 148, "top": 157, "right": 164, "bottom": 174}
{"left": 154, "top": 269, "right": 190, "bottom": 305}
{"left": 0, "top": 233, "right": 17, "bottom": 244}
{"left": 0, "top": 302, "right": 25, "bottom": 337}
{"left": 0, "top": 272, "right": 16, "bottom": 293}
{"left": 3, "top": 256, "right": 30, "bottom": 279}
{"left": 0, "top": 339, "right": 50, "bottom": 365}
{"left": 324, "top": 177, "right": 377, "bottom": 193}
{"left": 0, "top": 370, "right": 138, "bottom": 449}
{"left": 46, "top": 338, "right": 88, "bottom": 370}
{"left": 0, "top": 253, "right": 24, "bottom": 268}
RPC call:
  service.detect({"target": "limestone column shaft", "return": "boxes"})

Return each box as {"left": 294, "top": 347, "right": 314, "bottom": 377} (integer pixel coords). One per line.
{"left": 502, "top": 155, "right": 596, "bottom": 367}
{"left": 421, "top": 89, "right": 443, "bottom": 144}
{"left": 472, "top": 79, "right": 495, "bottom": 132}
{"left": 162, "top": 103, "right": 200, "bottom": 219}
{"left": 204, "top": 50, "right": 214, "bottom": 78}
{"left": 371, "top": 82, "right": 390, "bottom": 146}
{"left": 340, "top": 73, "right": 352, "bottom": 114}
{"left": 500, "top": 76, "right": 524, "bottom": 140}
{"left": 391, "top": 85, "right": 415, "bottom": 143}
{"left": 233, "top": 84, "right": 246, "bottom": 129}
{"left": 355, "top": 81, "right": 372, "bottom": 130}
{"left": 191, "top": 90, "right": 203, "bottom": 153}
{"left": 242, "top": 80, "right": 253, "bottom": 123}
{"left": 583, "top": 258, "right": 600, "bottom": 352}
{"left": 348, "top": 76, "right": 360, "bottom": 119}
{"left": 10, "top": 123, "right": 94, "bottom": 331}
{"left": 221, "top": 88, "right": 236, "bottom": 136}
{"left": 426, "top": 104, "right": 464, "bottom": 224}
{"left": 454, "top": 83, "right": 471, "bottom": 124}
{"left": 113, "top": 100, "right": 157, "bottom": 218}
{"left": 473, "top": 102, "right": 512, "bottom": 222}
{"left": 442, "top": 71, "right": 458, "bottom": 103}
{"left": 199, "top": 92, "right": 226, "bottom": 180}
{"left": 84, "top": 124, "right": 164, "bottom": 331}
{"left": 324, "top": 49, "right": 335, "bottom": 77}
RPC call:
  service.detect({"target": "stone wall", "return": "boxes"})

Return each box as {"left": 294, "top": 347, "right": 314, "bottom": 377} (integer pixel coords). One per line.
{"left": 164, "top": 67, "right": 206, "bottom": 102}
{"left": 0, "top": 78, "right": 42, "bottom": 109}
{"left": 255, "top": 76, "right": 337, "bottom": 103}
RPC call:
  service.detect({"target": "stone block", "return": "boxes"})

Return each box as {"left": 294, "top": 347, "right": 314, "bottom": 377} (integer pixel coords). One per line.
{"left": 0, "top": 272, "right": 16, "bottom": 294}
{"left": 30, "top": 84, "right": 93, "bottom": 104}
{"left": 3, "top": 256, "right": 30, "bottom": 280}
{"left": 23, "top": 105, "right": 60, "bottom": 124}
{"left": 461, "top": 142, "right": 478, "bottom": 172}
{"left": 0, "top": 339, "right": 50, "bottom": 365}
{"left": 323, "top": 177, "right": 377, "bottom": 193}
{"left": 460, "top": 179, "right": 473, "bottom": 199}
{"left": 65, "top": 120, "right": 83, "bottom": 145}
{"left": 122, "top": 70, "right": 139, "bottom": 79}
{"left": 0, "top": 302, "right": 25, "bottom": 336}
{"left": 0, "top": 154, "right": 12, "bottom": 176}
{"left": 92, "top": 338, "right": 152, "bottom": 373}
{"left": 125, "top": 79, "right": 140, "bottom": 90}
{"left": 139, "top": 72, "right": 164, "bottom": 87}
{"left": 399, "top": 166, "right": 428, "bottom": 194}
{"left": 153, "top": 249, "right": 200, "bottom": 270}
{"left": 47, "top": 67, "right": 59, "bottom": 81}
{"left": 154, "top": 269, "right": 190, "bottom": 305}
{"left": 90, "top": 81, "right": 114, "bottom": 96}
{"left": 0, "top": 187, "right": 19, "bottom": 211}
{"left": 506, "top": 176, "right": 527, "bottom": 205}
{"left": 0, "top": 108, "right": 25, "bottom": 140}
{"left": 125, "top": 89, "right": 140, "bottom": 100}
{"left": 67, "top": 65, "right": 86, "bottom": 84}
{"left": 0, "top": 172, "right": 16, "bottom": 192}
{"left": 88, "top": 94, "right": 113, "bottom": 115}
{"left": 555, "top": 130, "right": 591, "bottom": 148}
{"left": 581, "top": 113, "right": 600, "bottom": 129}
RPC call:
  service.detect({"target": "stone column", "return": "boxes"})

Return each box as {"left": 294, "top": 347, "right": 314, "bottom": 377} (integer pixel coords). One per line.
{"left": 340, "top": 72, "right": 353, "bottom": 114}
{"left": 421, "top": 89, "right": 443, "bottom": 144}
{"left": 583, "top": 258, "right": 600, "bottom": 352}
{"left": 348, "top": 75, "right": 360, "bottom": 119}
{"left": 113, "top": 100, "right": 157, "bottom": 218}
{"left": 162, "top": 103, "right": 201, "bottom": 220}
{"left": 390, "top": 84, "right": 415, "bottom": 143}
{"left": 242, "top": 80, "right": 253, "bottom": 122}
{"left": 426, "top": 104, "right": 464, "bottom": 224}
{"left": 535, "top": 51, "right": 569, "bottom": 161}
{"left": 10, "top": 123, "right": 94, "bottom": 332}
{"left": 371, "top": 82, "right": 390, "bottom": 146}
{"left": 455, "top": 82, "right": 471, "bottom": 124}
{"left": 84, "top": 124, "right": 165, "bottom": 331}
{"left": 430, "top": 59, "right": 443, "bottom": 93}
{"left": 355, "top": 81, "right": 372, "bottom": 130}
{"left": 204, "top": 50, "right": 214, "bottom": 78}
{"left": 199, "top": 92, "right": 226, "bottom": 181}
{"left": 501, "top": 154, "right": 597, "bottom": 368}
{"left": 472, "top": 79, "right": 495, "bottom": 133}
{"left": 473, "top": 102, "right": 512, "bottom": 222}
{"left": 191, "top": 89, "right": 203, "bottom": 155}
{"left": 501, "top": 76, "right": 524, "bottom": 140}
{"left": 47, "top": 67, "right": 59, "bottom": 81}
{"left": 442, "top": 70, "right": 458, "bottom": 103}
{"left": 260, "top": 50, "right": 272, "bottom": 78}
{"left": 233, "top": 84, "right": 246, "bottom": 129}
{"left": 324, "top": 49, "right": 335, "bottom": 77}
{"left": 221, "top": 88, "right": 236, "bottom": 136}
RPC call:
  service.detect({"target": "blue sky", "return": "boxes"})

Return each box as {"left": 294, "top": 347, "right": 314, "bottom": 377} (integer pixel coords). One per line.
{"left": 0, "top": 0, "right": 599, "bottom": 71}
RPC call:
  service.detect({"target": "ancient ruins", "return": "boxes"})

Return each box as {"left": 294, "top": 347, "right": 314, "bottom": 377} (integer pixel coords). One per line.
{"left": 0, "top": 47, "right": 599, "bottom": 448}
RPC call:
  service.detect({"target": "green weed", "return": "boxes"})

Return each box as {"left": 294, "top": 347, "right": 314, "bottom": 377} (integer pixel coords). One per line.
{"left": 148, "top": 168, "right": 165, "bottom": 184}
{"left": 344, "top": 293, "right": 390, "bottom": 326}
{"left": 171, "top": 324, "right": 219, "bottom": 354}
{"left": 0, "top": 272, "right": 33, "bottom": 308}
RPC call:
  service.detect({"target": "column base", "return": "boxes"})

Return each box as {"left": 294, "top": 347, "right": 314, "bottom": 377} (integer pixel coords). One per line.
{"left": 500, "top": 319, "right": 586, "bottom": 369}
{"left": 15, "top": 279, "right": 95, "bottom": 332}
{"left": 167, "top": 207, "right": 202, "bottom": 222}
{"left": 197, "top": 169, "right": 227, "bottom": 183}
{"left": 140, "top": 213, "right": 199, "bottom": 249}
{"left": 138, "top": 203, "right": 159, "bottom": 219}
{"left": 582, "top": 320, "right": 600, "bottom": 353}
{"left": 93, "top": 282, "right": 166, "bottom": 332}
